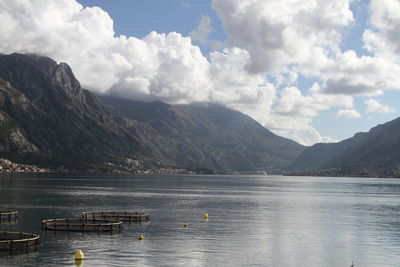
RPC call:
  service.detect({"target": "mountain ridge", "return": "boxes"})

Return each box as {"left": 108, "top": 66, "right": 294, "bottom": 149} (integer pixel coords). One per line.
{"left": 2, "top": 53, "right": 400, "bottom": 176}
{"left": 100, "top": 96, "right": 305, "bottom": 173}
{"left": 290, "top": 117, "right": 400, "bottom": 177}
{"left": 0, "top": 53, "right": 305, "bottom": 173}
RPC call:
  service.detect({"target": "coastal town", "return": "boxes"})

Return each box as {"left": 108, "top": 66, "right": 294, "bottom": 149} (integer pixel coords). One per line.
{"left": 0, "top": 158, "right": 49, "bottom": 173}
{"left": 0, "top": 157, "right": 194, "bottom": 175}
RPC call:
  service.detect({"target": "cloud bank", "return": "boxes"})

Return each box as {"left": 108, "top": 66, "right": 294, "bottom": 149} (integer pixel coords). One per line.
{"left": 212, "top": 0, "right": 353, "bottom": 74}
{"left": 1, "top": 0, "right": 399, "bottom": 145}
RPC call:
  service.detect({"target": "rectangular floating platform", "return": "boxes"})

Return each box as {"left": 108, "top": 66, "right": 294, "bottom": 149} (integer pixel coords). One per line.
{"left": 41, "top": 218, "right": 123, "bottom": 232}
{"left": 0, "top": 211, "right": 19, "bottom": 221}
{"left": 82, "top": 211, "right": 150, "bottom": 222}
{"left": 0, "top": 232, "right": 39, "bottom": 251}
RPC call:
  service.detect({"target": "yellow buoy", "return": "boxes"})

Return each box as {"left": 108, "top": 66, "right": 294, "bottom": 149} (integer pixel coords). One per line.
{"left": 138, "top": 234, "right": 144, "bottom": 241}
{"left": 183, "top": 223, "right": 189, "bottom": 228}
{"left": 74, "top": 250, "right": 84, "bottom": 260}
{"left": 202, "top": 213, "right": 209, "bottom": 219}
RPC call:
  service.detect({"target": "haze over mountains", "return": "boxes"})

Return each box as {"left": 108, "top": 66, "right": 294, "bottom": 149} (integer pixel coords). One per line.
{"left": 0, "top": 53, "right": 399, "bottom": 176}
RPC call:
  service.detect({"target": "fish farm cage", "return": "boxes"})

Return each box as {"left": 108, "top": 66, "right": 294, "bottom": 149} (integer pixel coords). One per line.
{"left": 0, "top": 210, "right": 19, "bottom": 222}
{"left": 82, "top": 211, "right": 150, "bottom": 222}
{"left": 0, "top": 232, "right": 39, "bottom": 251}
{"left": 41, "top": 218, "right": 123, "bottom": 232}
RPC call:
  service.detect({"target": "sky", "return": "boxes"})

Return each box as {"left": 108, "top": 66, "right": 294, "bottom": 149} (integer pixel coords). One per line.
{"left": 0, "top": 0, "right": 400, "bottom": 145}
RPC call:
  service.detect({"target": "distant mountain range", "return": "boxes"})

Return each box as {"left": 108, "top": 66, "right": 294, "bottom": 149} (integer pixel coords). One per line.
{"left": 0, "top": 53, "right": 304, "bottom": 173}
{"left": 291, "top": 117, "right": 400, "bottom": 177}
{"left": 1, "top": 53, "right": 399, "bottom": 176}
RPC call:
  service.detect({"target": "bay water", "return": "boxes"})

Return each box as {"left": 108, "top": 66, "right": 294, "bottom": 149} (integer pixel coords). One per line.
{"left": 0, "top": 174, "right": 399, "bottom": 266}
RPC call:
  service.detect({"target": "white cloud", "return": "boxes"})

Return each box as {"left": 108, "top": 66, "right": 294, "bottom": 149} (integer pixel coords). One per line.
{"left": 209, "top": 48, "right": 274, "bottom": 106}
{"left": 365, "top": 99, "right": 395, "bottom": 113}
{"left": 322, "top": 50, "right": 400, "bottom": 95}
{"left": 275, "top": 85, "right": 353, "bottom": 117}
{"left": 211, "top": 0, "right": 353, "bottom": 74}
{"left": 265, "top": 84, "right": 353, "bottom": 144}
{"left": 190, "top": 16, "right": 213, "bottom": 44}
{"left": 109, "top": 32, "right": 213, "bottom": 104}
{"left": 335, "top": 109, "right": 361, "bottom": 119}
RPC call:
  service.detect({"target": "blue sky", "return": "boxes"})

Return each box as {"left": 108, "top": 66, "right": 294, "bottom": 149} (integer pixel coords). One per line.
{"left": 77, "top": 0, "right": 213, "bottom": 38}
{"left": 1, "top": 0, "right": 399, "bottom": 145}
{"left": 77, "top": 0, "right": 226, "bottom": 53}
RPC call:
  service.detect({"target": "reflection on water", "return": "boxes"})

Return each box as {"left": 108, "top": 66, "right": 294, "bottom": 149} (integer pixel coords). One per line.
{"left": 0, "top": 220, "right": 18, "bottom": 226}
{"left": 0, "top": 173, "right": 400, "bottom": 266}
{"left": 0, "top": 248, "right": 38, "bottom": 259}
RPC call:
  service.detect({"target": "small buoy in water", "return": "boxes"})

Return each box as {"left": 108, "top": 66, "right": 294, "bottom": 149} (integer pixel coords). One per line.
{"left": 138, "top": 234, "right": 144, "bottom": 241}
{"left": 183, "top": 223, "right": 189, "bottom": 228}
{"left": 74, "top": 250, "right": 84, "bottom": 260}
{"left": 202, "top": 213, "right": 209, "bottom": 219}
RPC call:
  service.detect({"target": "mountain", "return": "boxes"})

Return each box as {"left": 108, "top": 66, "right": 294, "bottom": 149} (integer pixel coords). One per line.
{"left": 100, "top": 96, "right": 305, "bottom": 173}
{"left": 291, "top": 117, "right": 400, "bottom": 177}
{"left": 0, "top": 53, "right": 305, "bottom": 173}
{"left": 0, "top": 53, "right": 140, "bottom": 167}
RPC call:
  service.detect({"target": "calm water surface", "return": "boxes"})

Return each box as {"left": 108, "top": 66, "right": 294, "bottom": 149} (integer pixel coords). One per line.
{"left": 0, "top": 173, "right": 400, "bottom": 266}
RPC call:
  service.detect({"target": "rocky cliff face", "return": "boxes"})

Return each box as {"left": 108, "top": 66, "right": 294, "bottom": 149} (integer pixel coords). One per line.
{"left": 0, "top": 53, "right": 139, "bottom": 167}
{"left": 0, "top": 79, "right": 39, "bottom": 154}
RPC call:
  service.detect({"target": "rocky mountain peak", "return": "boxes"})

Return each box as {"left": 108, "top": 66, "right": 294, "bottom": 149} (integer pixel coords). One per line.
{"left": 52, "top": 62, "right": 84, "bottom": 100}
